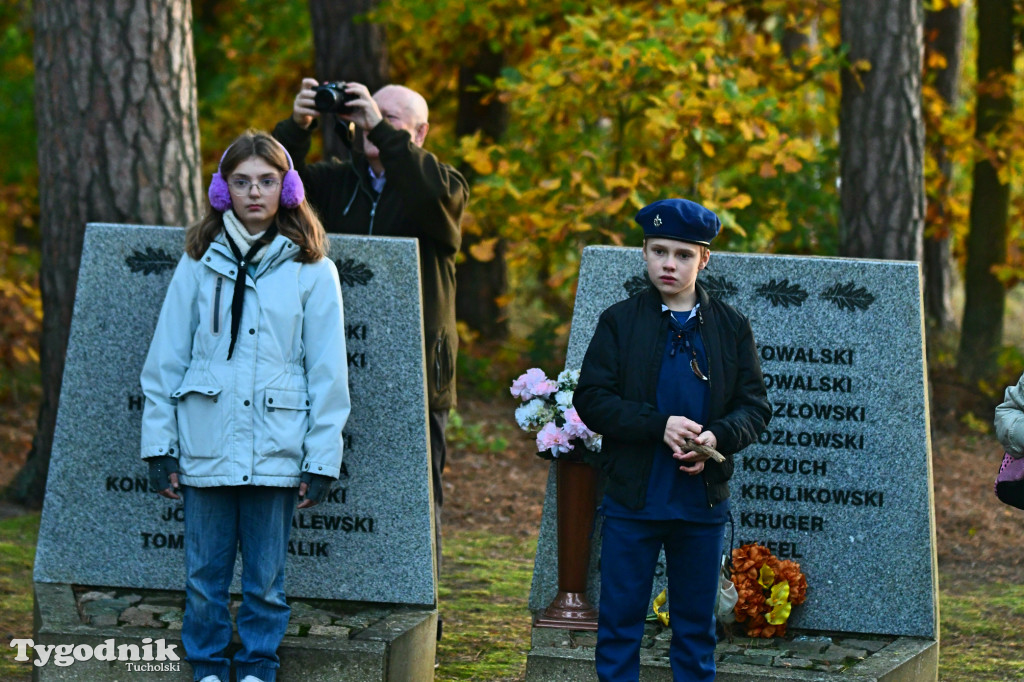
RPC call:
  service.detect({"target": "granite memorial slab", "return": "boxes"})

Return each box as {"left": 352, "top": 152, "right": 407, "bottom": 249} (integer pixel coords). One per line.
{"left": 35, "top": 223, "right": 436, "bottom": 607}
{"left": 529, "top": 246, "right": 937, "bottom": 638}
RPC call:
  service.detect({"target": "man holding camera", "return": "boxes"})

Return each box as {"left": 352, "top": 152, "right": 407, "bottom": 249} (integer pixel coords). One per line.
{"left": 273, "top": 80, "right": 468, "bottom": 587}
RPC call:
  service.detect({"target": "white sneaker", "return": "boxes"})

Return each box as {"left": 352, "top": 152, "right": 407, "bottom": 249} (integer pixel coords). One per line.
{"left": 239, "top": 676, "right": 265, "bottom": 682}
{"left": 198, "top": 677, "right": 222, "bottom": 682}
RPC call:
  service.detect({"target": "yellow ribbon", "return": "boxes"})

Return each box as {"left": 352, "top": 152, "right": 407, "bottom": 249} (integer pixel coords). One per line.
{"left": 765, "top": 580, "right": 792, "bottom": 625}
{"left": 652, "top": 589, "right": 670, "bottom": 626}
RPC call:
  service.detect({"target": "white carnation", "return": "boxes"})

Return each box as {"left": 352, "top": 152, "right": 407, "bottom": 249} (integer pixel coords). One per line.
{"left": 555, "top": 390, "right": 574, "bottom": 409}
{"left": 515, "top": 398, "right": 556, "bottom": 431}
{"left": 557, "top": 368, "right": 579, "bottom": 391}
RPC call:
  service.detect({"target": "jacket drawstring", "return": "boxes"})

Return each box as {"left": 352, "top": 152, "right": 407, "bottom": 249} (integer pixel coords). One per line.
{"left": 344, "top": 168, "right": 382, "bottom": 235}
{"left": 342, "top": 185, "right": 358, "bottom": 216}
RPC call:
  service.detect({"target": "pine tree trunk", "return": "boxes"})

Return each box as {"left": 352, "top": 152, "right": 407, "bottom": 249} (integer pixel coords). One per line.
{"left": 308, "top": 0, "right": 389, "bottom": 161}
{"left": 455, "top": 45, "right": 509, "bottom": 339}
{"left": 958, "top": 0, "right": 1014, "bottom": 380}
{"left": 10, "top": 0, "right": 201, "bottom": 506}
{"left": 923, "top": 3, "right": 965, "bottom": 331}
{"left": 839, "top": 0, "right": 925, "bottom": 261}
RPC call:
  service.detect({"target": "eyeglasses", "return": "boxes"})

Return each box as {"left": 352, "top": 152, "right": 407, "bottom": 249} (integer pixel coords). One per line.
{"left": 228, "top": 177, "right": 281, "bottom": 196}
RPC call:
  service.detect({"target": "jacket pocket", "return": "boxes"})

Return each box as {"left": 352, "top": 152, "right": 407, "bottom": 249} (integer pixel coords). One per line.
{"left": 431, "top": 330, "right": 455, "bottom": 395}
{"left": 172, "top": 383, "right": 223, "bottom": 458}
{"left": 260, "top": 387, "right": 311, "bottom": 458}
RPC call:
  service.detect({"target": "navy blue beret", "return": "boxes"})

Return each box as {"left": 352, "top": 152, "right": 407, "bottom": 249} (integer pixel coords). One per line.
{"left": 635, "top": 198, "right": 721, "bottom": 246}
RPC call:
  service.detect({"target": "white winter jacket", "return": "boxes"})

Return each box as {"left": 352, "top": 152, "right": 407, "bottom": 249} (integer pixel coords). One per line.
{"left": 996, "top": 371, "right": 1024, "bottom": 459}
{"left": 140, "top": 231, "right": 350, "bottom": 487}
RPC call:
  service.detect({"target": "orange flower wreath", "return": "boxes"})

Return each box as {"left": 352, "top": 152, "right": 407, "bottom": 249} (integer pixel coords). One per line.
{"left": 730, "top": 543, "right": 808, "bottom": 638}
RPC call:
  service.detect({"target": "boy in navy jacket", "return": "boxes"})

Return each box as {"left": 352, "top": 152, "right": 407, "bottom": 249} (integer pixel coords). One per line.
{"left": 574, "top": 199, "right": 771, "bottom": 681}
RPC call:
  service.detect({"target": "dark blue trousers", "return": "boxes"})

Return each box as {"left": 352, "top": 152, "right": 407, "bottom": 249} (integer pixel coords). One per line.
{"left": 596, "top": 516, "right": 724, "bottom": 682}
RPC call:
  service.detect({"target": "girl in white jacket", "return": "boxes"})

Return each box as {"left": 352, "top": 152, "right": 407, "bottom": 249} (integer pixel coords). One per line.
{"left": 141, "top": 130, "right": 350, "bottom": 682}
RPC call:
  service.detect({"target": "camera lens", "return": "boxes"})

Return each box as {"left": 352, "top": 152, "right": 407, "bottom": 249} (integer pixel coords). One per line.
{"left": 313, "top": 82, "right": 356, "bottom": 115}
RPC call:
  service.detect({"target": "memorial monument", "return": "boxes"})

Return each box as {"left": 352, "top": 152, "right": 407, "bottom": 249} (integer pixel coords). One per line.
{"left": 527, "top": 246, "right": 939, "bottom": 681}
{"left": 32, "top": 223, "right": 438, "bottom": 681}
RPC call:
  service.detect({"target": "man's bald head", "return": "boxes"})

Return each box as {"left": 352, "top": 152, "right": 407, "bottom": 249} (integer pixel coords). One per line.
{"left": 373, "top": 85, "right": 430, "bottom": 146}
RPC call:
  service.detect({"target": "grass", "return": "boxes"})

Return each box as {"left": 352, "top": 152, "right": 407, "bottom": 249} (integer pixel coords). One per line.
{"left": 436, "top": 532, "right": 535, "bottom": 681}
{"left": 7, "top": 513, "right": 1024, "bottom": 680}
{"left": 939, "top": 575, "right": 1024, "bottom": 681}
{"left": 0, "top": 511, "right": 38, "bottom": 681}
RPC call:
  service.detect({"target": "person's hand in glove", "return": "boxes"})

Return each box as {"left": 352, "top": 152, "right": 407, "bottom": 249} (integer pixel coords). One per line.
{"left": 147, "top": 455, "right": 180, "bottom": 500}
{"left": 298, "top": 471, "right": 334, "bottom": 509}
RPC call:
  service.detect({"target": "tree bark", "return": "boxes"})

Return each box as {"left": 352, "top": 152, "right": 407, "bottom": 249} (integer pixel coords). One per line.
{"left": 958, "top": 0, "right": 1014, "bottom": 380}
{"left": 923, "top": 3, "right": 965, "bottom": 330}
{"left": 308, "top": 0, "right": 389, "bottom": 161}
{"left": 11, "top": 0, "right": 201, "bottom": 506}
{"left": 839, "top": 0, "right": 925, "bottom": 261}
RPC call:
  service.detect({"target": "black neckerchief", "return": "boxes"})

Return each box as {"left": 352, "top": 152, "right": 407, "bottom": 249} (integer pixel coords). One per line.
{"left": 224, "top": 223, "right": 278, "bottom": 360}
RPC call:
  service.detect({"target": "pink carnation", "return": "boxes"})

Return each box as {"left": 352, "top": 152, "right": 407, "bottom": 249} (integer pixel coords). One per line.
{"left": 536, "top": 422, "right": 574, "bottom": 456}
{"left": 562, "top": 407, "right": 596, "bottom": 441}
{"left": 530, "top": 379, "right": 558, "bottom": 398}
{"left": 511, "top": 368, "right": 558, "bottom": 400}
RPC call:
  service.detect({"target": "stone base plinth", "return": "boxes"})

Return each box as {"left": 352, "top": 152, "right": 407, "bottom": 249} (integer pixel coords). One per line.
{"left": 525, "top": 623, "right": 938, "bottom": 682}
{"left": 32, "top": 583, "right": 436, "bottom": 682}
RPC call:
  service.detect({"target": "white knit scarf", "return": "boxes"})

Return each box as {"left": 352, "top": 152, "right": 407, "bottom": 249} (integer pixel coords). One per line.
{"left": 222, "top": 209, "right": 271, "bottom": 264}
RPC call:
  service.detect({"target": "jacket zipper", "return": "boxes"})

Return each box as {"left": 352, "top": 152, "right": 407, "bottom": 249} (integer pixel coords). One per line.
{"left": 212, "top": 277, "right": 223, "bottom": 335}
{"left": 636, "top": 314, "right": 669, "bottom": 506}
{"left": 697, "top": 307, "right": 715, "bottom": 509}
{"left": 342, "top": 172, "right": 381, "bottom": 235}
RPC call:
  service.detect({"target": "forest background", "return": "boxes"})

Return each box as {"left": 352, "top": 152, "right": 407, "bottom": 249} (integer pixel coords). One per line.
{"left": 6, "top": 0, "right": 1024, "bottom": 475}
{"left": 3, "top": 1, "right": 1024, "bottom": 679}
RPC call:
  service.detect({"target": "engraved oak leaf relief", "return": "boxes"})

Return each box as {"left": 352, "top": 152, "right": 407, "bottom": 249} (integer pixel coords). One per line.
{"left": 755, "top": 279, "right": 809, "bottom": 308}
{"left": 701, "top": 274, "right": 738, "bottom": 300}
{"left": 334, "top": 258, "right": 375, "bottom": 287}
{"left": 623, "top": 275, "right": 648, "bottom": 297}
{"left": 125, "top": 247, "right": 177, "bottom": 275}
{"left": 820, "top": 281, "right": 875, "bottom": 312}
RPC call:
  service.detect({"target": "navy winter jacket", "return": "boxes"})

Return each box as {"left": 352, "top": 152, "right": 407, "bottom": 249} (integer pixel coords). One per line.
{"left": 573, "top": 282, "right": 771, "bottom": 510}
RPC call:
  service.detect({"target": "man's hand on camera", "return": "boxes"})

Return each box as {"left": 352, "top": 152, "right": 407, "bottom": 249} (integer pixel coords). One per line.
{"left": 338, "top": 82, "right": 383, "bottom": 132}
{"left": 292, "top": 77, "right": 321, "bottom": 129}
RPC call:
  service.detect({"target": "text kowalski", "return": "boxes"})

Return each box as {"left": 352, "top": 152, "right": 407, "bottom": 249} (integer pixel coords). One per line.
{"left": 759, "top": 345, "right": 854, "bottom": 365}
{"left": 763, "top": 373, "right": 852, "bottom": 393}
{"left": 773, "top": 401, "right": 865, "bottom": 422}
{"left": 743, "top": 456, "right": 827, "bottom": 476}
{"left": 757, "top": 429, "right": 864, "bottom": 450}
{"left": 742, "top": 483, "right": 884, "bottom": 507}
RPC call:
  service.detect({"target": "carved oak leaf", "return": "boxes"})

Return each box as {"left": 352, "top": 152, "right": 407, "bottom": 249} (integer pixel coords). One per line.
{"left": 334, "top": 258, "right": 375, "bottom": 287}
{"left": 623, "top": 275, "right": 648, "bottom": 297}
{"left": 755, "top": 279, "right": 808, "bottom": 308}
{"left": 820, "top": 282, "right": 875, "bottom": 312}
{"left": 125, "top": 247, "right": 177, "bottom": 275}
{"left": 702, "top": 274, "right": 739, "bottom": 300}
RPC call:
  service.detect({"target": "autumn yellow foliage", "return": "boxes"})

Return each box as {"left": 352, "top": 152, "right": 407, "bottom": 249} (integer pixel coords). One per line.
{"left": 383, "top": 0, "right": 845, "bottom": 334}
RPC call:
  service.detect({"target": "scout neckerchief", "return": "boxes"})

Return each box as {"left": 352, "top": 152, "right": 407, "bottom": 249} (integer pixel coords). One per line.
{"left": 222, "top": 210, "right": 278, "bottom": 360}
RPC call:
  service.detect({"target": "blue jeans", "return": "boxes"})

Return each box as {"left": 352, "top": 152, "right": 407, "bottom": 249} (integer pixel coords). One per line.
{"left": 182, "top": 485, "right": 296, "bottom": 682}
{"left": 596, "top": 516, "right": 725, "bottom": 682}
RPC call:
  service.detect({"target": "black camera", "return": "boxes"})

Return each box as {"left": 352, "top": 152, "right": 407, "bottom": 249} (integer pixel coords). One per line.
{"left": 313, "top": 81, "right": 358, "bottom": 115}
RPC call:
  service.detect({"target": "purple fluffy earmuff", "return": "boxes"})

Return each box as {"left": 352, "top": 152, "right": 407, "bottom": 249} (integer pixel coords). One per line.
{"left": 207, "top": 137, "right": 305, "bottom": 212}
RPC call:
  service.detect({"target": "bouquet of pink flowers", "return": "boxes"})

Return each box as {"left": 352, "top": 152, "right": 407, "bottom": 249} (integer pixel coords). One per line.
{"left": 510, "top": 367, "right": 602, "bottom": 460}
